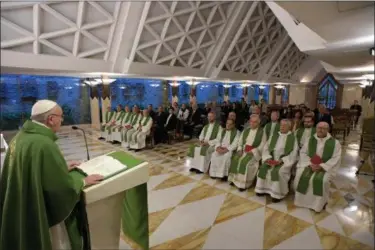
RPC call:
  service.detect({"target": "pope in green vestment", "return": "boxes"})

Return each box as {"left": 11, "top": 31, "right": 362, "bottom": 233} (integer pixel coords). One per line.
{"left": 0, "top": 100, "right": 103, "bottom": 250}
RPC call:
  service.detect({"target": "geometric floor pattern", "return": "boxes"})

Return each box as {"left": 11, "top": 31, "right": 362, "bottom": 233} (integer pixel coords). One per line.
{"left": 57, "top": 125, "right": 374, "bottom": 250}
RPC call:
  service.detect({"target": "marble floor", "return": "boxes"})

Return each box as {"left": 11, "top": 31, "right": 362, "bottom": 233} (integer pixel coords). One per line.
{"left": 57, "top": 126, "right": 374, "bottom": 250}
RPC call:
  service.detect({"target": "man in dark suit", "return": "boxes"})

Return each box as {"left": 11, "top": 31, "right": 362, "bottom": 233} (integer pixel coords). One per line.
{"left": 154, "top": 106, "right": 167, "bottom": 144}
{"left": 148, "top": 104, "right": 156, "bottom": 120}
{"left": 315, "top": 104, "right": 332, "bottom": 128}
{"left": 163, "top": 107, "right": 177, "bottom": 142}
{"left": 350, "top": 100, "right": 362, "bottom": 125}
{"left": 184, "top": 104, "right": 202, "bottom": 139}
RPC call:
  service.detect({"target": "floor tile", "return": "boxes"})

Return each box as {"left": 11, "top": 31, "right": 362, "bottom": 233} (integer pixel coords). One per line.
{"left": 179, "top": 183, "right": 226, "bottom": 205}
{"left": 153, "top": 172, "right": 195, "bottom": 191}
{"left": 271, "top": 226, "right": 323, "bottom": 250}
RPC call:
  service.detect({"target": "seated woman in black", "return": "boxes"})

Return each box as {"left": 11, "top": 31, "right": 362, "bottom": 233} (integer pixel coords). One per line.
{"left": 154, "top": 106, "right": 167, "bottom": 144}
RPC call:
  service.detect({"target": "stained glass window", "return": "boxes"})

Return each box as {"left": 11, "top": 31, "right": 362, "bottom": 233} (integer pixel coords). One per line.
{"left": 318, "top": 76, "right": 338, "bottom": 109}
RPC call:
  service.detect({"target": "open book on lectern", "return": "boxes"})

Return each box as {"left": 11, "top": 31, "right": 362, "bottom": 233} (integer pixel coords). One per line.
{"left": 76, "top": 151, "right": 142, "bottom": 180}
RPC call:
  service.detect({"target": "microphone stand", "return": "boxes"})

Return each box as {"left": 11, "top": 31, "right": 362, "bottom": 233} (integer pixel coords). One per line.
{"left": 72, "top": 126, "right": 90, "bottom": 161}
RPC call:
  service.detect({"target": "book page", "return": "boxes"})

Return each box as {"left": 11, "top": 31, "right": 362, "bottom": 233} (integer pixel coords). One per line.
{"left": 78, "top": 155, "right": 127, "bottom": 178}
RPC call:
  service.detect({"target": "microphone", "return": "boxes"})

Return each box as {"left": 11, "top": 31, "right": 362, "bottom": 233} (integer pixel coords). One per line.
{"left": 72, "top": 126, "right": 90, "bottom": 161}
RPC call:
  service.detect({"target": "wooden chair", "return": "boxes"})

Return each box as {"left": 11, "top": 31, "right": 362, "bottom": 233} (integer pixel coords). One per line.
{"left": 146, "top": 125, "right": 155, "bottom": 149}
{"left": 167, "top": 129, "right": 176, "bottom": 144}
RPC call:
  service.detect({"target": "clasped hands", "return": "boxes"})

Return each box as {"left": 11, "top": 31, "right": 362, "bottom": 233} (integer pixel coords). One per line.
{"left": 200, "top": 140, "right": 209, "bottom": 146}
{"left": 265, "top": 159, "right": 282, "bottom": 167}
{"left": 309, "top": 164, "right": 322, "bottom": 172}
{"left": 216, "top": 146, "right": 229, "bottom": 154}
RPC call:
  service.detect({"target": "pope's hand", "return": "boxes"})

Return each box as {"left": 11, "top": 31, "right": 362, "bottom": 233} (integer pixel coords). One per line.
{"left": 84, "top": 174, "right": 104, "bottom": 186}
{"left": 68, "top": 161, "right": 81, "bottom": 171}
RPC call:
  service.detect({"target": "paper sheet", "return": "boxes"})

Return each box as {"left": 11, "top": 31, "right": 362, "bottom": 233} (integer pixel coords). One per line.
{"left": 78, "top": 155, "right": 127, "bottom": 178}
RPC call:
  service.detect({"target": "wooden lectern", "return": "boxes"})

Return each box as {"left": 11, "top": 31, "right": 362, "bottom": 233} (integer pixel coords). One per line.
{"left": 83, "top": 157, "right": 149, "bottom": 249}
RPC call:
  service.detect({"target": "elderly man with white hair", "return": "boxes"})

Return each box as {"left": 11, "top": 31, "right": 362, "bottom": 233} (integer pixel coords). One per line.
{"left": 0, "top": 100, "right": 103, "bottom": 250}
{"left": 228, "top": 114, "right": 266, "bottom": 191}
{"left": 255, "top": 119, "right": 298, "bottom": 201}
{"left": 209, "top": 118, "right": 240, "bottom": 180}
{"left": 129, "top": 109, "right": 153, "bottom": 150}
{"left": 294, "top": 121, "right": 342, "bottom": 212}
{"left": 187, "top": 111, "right": 221, "bottom": 173}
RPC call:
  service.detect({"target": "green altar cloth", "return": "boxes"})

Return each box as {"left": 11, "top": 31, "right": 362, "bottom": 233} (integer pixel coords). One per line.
{"left": 72, "top": 151, "right": 149, "bottom": 250}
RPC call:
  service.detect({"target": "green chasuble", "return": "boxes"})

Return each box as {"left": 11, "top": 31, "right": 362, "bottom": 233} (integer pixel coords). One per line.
{"left": 296, "top": 127, "right": 316, "bottom": 146}
{"left": 187, "top": 122, "right": 220, "bottom": 158}
{"left": 257, "top": 132, "right": 295, "bottom": 181}
{"left": 0, "top": 120, "right": 90, "bottom": 250}
{"left": 229, "top": 128, "right": 263, "bottom": 175}
{"left": 220, "top": 128, "right": 237, "bottom": 146}
{"left": 264, "top": 122, "right": 280, "bottom": 140}
{"left": 296, "top": 136, "right": 335, "bottom": 196}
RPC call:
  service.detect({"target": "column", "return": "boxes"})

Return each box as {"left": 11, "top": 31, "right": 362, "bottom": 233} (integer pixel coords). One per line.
{"left": 101, "top": 76, "right": 112, "bottom": 121}
{"left": 189, "top": 84, "right": 197, "bottom": 105}
{"left": 274, "top": 88, "right": 282, "bottom": 105}
{"left": 89, "top": 85, "right": 101, "bottom": 130}
{"left": 269, "top": 86, "right": 275, "bottom": 104}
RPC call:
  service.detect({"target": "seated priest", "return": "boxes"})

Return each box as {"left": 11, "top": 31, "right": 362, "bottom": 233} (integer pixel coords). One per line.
{"left": 175, "top": 103, "right": 190, "bottom": 138}
{"left": 187, "top": 112, "right": 221, "bottom": 173}
{"left": 263, "top": 110, "right": 280, "bottom": 140}
{"left": 295, "top": 115, "right": 316, "bottom": 148}
{"left": 255, "top": 119, "right": 298, "bottom": 201}
{"left": 110, "top": 105, "right": 132, "bottom": 143}
{"left": 228, "top": 114, "right": 266, "bottom": 191}
{"left": 228, "top": 111, "right": 242, "bottom": 131}
{"left": 154, "top": 106, "right": 167, "bottom": 144}
{"left": 129, "top": 109, "right": 153, "bottom": 150}
{"left": 99, "top": 106, "right": 115, "bottom": 140}
{"left": 104, "top": 105, "right": 123, "bottom": 141}
{"left": 122, "top": 106, "right": 142, "bottom": 148}
{"left": 209, "top": 118, "right": 240, "bottom": 180}
{"left": 294, "top": 122, "right": 341, "bottom": 212}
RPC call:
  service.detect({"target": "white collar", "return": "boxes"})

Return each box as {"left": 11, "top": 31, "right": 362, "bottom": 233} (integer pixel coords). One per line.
{"left": 31, "top": 120, "right": 50, "bottom": 129}
{"left": 278, "top": 131, "right": 291, "bottom": 136}
{"left": 314, "top": 133, "right": 331, "bottom": 142}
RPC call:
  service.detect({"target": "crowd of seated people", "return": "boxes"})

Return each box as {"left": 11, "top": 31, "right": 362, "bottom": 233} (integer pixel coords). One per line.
{"left": 97, "top": 100, "right": 335, "bottom": 152}
{"left": 186, "top": 109, "right": 341, "bottom": 213}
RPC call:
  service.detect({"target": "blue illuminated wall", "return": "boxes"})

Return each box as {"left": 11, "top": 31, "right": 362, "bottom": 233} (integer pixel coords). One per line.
{"left": 0, "top": 74, "right": 91, "bottom": 131}
{"left": 167, "top": 81, "right": 190, "bottom": 105}
{"left": 196, "top": 82, "right": 224, "bottom": 104}
{"left": 228, "top": 84, "right": 243, "bottom": 103}
{"left": 110, "top": 78, "right": 163, "bottom": 109}
{"left": 252, "top": 85, "right": 270, "bottom": 103}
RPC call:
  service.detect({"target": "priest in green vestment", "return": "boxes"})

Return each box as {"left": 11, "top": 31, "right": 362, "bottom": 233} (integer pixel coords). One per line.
{"left": 123, "top": 106, "right": 142, "bottom": 148}
{"left": 294, "top": 122, "right": 341, "bottom": 212}
{"left": 187, "top": 112, "right": 221, "bottom": 173}
{"left": 104, "top": 105, "right": 123, "bottom": 142}
{"left": 295, "top": 115, "right": 315, "bottom": 148}
{"left": 255, "top": 119, "right": 298, "bottom": 201}
{"left": 110, "top": 105, "right": 132, "bottom": 143}
{"left": 99, "top": 106, "right": 115, "bottom": 140}
{"left": 209, "top": 118, "right": 240, "bottom": 180}
{"left": 228, "top": 114, "right": 266, "bottom": 190}
{"left": 263, "top": 110, "right": 281, "bottom": 141}
{"left": 129, "top": 109, "right": 153, "bottom": 150}
{"left": 0, "top": 100, "right": 103, "bottom": 250}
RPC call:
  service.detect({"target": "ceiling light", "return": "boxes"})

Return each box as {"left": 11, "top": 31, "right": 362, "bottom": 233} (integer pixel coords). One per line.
{"left": 259, "top": 85, "right": 266, "bottom": 89}
{"left": 223, "top": 84, "right": 231, "bottom": 88}
{"left": 95, "top": 78, "right": 116, "bottom": 84}
{"left": 241, "top": 83, "right": 251, "bottom": 87}
{"left": 84, "top": 80, "right": 100, "bottom": 86}
{"left": 274, "top": 85, "right": 285, "bottom": 89}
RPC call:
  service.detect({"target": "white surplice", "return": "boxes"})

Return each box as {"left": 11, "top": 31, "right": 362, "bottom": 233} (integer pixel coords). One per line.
{"left": 293, "top": 133, "right": 342, "bottom": 212}
{"left": 297, "top": 127, "right": 314, "bottom": 148}
{"left": 111, "top": 112, "right": 132, "bottom": 142}
{"left": 255, "top": 131, "right": 298, "bottom": 199}
{"left": 129, "top": 117, "right": 153, "bottom": 149}
{"left": 105, "top": 111, "right": 122, "bottom": 141}
{"left": 229, "top": 127, "right": 266, "bottom": 189}
{"left": 100, "top": 112, "right": 117, "bottom": 139}
{"left": 188, "top": 123, "right": 221, "bottom": 173}
{"left": 122, "top": 113, "right": 142, "bottom": 148}
{"left": 209, "top": 129, "right": 240, "bottom": 178}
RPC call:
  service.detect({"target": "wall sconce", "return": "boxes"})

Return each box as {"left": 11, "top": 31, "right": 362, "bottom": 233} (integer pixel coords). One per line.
{"left": 94, "top": 78, "right": 116, "bottom": 84}
{"left": 241, "top": 83, "right": 251, "bottom": 88}
{"left": 259, "top": 85, "right": 266, "bottom": 89}
{"left": 223, "top": 84, "right": 231, "bottom": 88}
{"left": 150, "top": 84, "right": 160, "bottom": 87}
{"left": 170, "top": 81, "right": 180, "bottom": 87}
{"left": 274, "top": 85, "right": 285, "bottom": 89}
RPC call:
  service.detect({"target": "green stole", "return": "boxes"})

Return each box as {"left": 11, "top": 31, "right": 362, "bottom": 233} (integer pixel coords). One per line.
{"left": 131, "top": 113, "right": 141, "bottom": 126}
{"left": 112, "top": 112, "right": 125, "bottom": 132}
{"left": 257, "top": 132, "right": 295, "bottom": 181}
{"left": 264, "top": 122, "right": 280, "bottom": 140}
{"left": 187, "top": 122, "right": 220, "bottom": 158}
{"left": 220, "top": 128, "right": 237, "bottom": 146}
{"left": 296, "top": 127, "right": 316, "bottom": 146}
{"left": 101, "top": 111, "right": 114, "bottom": 131}
{"left": 142, "top": 116, "right": 151, "bottom": 126}
{"left": 296, "top": 136, "right": 335, "bottom": 196}
{"left": 116, "top": 112, "right": 132, "bottom": 132}
{"left": 229, "top": 128, "right": 263, "bottom": 175}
